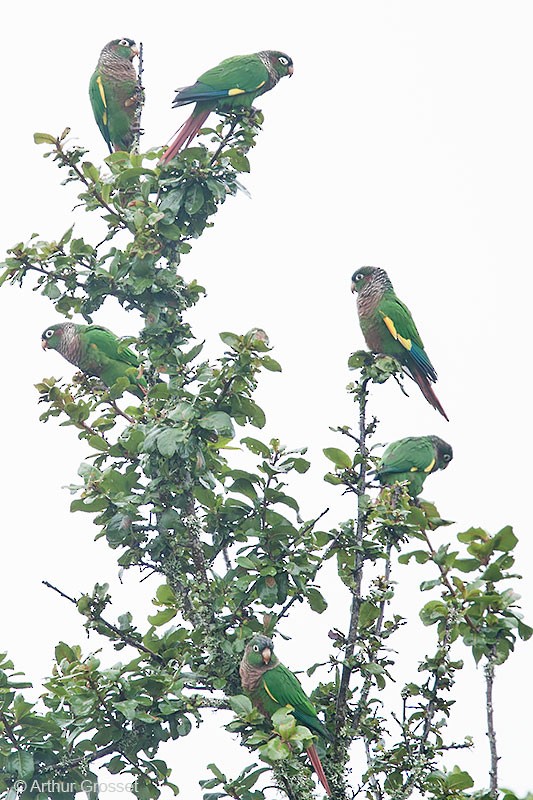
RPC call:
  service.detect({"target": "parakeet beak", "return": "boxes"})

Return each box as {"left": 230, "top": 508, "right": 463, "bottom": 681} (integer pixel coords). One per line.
{"left": 41, "top": 339, "right": 48, "bottom": 350}
{"left": 131, "top": 45, "right": 140, "bottom": 58}
{"left": 288, "top": 66, "right": 294, "bottom": 77}
{"left": 261, "top": 647, "right": 272, "bottom": 665}
{"left": 351, "top": 280, "right": 356, "bottom": 293}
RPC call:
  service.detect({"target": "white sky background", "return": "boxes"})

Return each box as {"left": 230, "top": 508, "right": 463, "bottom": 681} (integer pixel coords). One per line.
{"left": 1, "top": 1, "right": 532, "bottom": 797}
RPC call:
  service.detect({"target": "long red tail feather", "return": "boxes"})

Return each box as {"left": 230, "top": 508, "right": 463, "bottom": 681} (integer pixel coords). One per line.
{"left": 306, "top": 743, "right": 331, "bottom": 796}
{"left": 159, "top": 109, "right": 211, "bottom": 164}
{"left": 410, "top": 365, "right": 449, "bottom": 421}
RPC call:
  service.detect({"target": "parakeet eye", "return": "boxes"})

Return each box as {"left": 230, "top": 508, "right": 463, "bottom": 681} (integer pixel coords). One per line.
{"left": 44, "top": 329, "right": 54, "bottom": 339}
{"left": 443, "top": 454, "right": 451, "bottom": 461}
{"left": 252, "top": 645, "right": 259, "bottom": 652}
{"left": 278, "top": 56, "right": 289, "bottom": 66}
{"left": 119, "top": 39, "right": 131, "bottom": 47}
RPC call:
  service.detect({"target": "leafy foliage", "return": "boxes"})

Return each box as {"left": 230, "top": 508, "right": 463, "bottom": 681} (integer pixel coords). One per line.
{"left": 0, "top": 111, "right": 530, "bottom": 800}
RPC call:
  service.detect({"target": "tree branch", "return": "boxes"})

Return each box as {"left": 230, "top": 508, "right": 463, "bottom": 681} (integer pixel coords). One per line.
{"left": 333, "top": 377, "right": 370, "bottom": 743}
{"left": 485, "top": 653, "right": 499, "bottom": 797}
{"left": 42, "top": 580, "right": 165, "bottom": 664}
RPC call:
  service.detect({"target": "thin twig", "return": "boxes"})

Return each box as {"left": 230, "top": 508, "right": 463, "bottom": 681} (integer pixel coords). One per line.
{"left": 421, "top": 531, "right": 478, "bottom": 632}
{"left": 210, "top": 117, "right": 240, "bottom": 165}
{"left": 352, "top": 543, "right": 392, "bottom": 731}
{"left": 132, "top": 42, "right": 144, "bottom": 153}
{"left": 42, "top": 581, "right": 165, "bottom": 664}
{"left": 333, "top": 378, "right": 370, "bottom": 743}
{"left": 108, "top": 399, "right": 135, "bottom": 424}
{"left": 0, "top": 712, "right": 19, "bottom": 746}
{"left": 485, "top": 654, "right": 499, "bottom": 797}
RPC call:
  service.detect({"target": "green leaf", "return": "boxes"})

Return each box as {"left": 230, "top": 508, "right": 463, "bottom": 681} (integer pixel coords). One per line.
{"left": 445, "top": 768, "right": 474, "bottom": 790}
{"left": 185, "top": 184, "right": 204, "bottom": 214}
{"left": 260, "top": 736, "right": 290, "bottom": 761}
{"left": 453, "top": 558, "right": 480, "bottom": 572}
{"left": 42, "top": 282, "right": 61, "bottom": 299}
{"left": 88, "top": 434, "right": 109, "bottom": 452}
{"left": 241, "top": 437, "right": 270, "bottom": 457}
{"left": 261, "top": 356, "right": 282, "bottom": 372}
{"left": 519, "top": 621, "right": 533, "bottom": 640}
{"left": 358, "top": 601, "right": 380, "bottom": 628}
{"left": 228, "top": 694, "right": 253, "bottom": 716}
{"left": 55, "top": 642, "right": 77, "bottom": 663}
{"left": 7, "top": 751, "right": 34, "bottom": 780}
{"left": 324, "top": 472, "right": 343, "bottom": 485}
{"left": 291, "top": 457, "right": 310, "bottom": 474}
{"left": 199, "top": 411, "right": 235, "bottom": 437}
{"left": 306, "top": 587, "right": 327, "bottom": 614}
{"left": 419, "top": 600, "right": 448, "bottom": 626}
{"left": 224, "top": 149, "right": 251, "bottom": 172}
{"left": 219, "top": 331, "right": 240, "bottom": 349}
{"left": 206, "top": 763, "right": 227, "bottom": 783}
{"left": 33, "top": 132, "right": 56, "bottom": 145}
{"left": 323, "top": 447, "right": 352, "bottom": 469}
{"left": 147, "top": 608, "right": 177, "bottom": 626}
{"left": 398, "top": 550, "right": 430, "bottom": 565}
{"left": 482, "top": 563, "right": 504, "bottom": 582}
{"left": 113, "top": 699, "right": 138, "bottom": 720}
{"left": 157, "top": 428, "right": 182, "bottom": 457}
{"left": 493, "top": 525, "right": 518, "bottom": 552}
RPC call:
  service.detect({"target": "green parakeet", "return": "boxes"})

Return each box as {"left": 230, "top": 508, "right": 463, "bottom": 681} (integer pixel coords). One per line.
{"left": 41, "top": 322, "right": 146, "bottom": 399}
{"left": 240, "top": 634, "right": 331, "bottom": 796}
{"left": 376, "top": 435, "right": 453, "bottom": 497}
{"left": 351, "top": 266, "right": 449, "bottom": 420}
{"left": 89, "top": 38, "right": 140, "bottom": 153}
{"left": 160, "top": 50, "right": 293, "bottom": 163}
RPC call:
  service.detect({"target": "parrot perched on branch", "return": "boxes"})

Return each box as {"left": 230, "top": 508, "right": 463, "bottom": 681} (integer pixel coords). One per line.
{"left": 351, "top": 266, "right": 449, "bottom": 420}
{"left": 376, "top": 435, "right": 453, "bottom": 497}
{"left": 41, "top": 322, "right": 146, "bottom": 399}
{"left": 240, "top": 634, "right": 332, "bottom": 796}
{"left": 89, "top": 38, "right": 140, "bottom": 153}
{"left": 160, "top": 50, "right": 294, "bottom": 164}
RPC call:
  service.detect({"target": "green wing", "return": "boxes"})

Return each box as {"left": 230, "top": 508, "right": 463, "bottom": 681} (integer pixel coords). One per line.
{"left": 89, "top": 70, "right": 112, "bottom": 152}
{"left": 378, "top": 437, "right": 436, "bottom": 477}
{"left": 263, "top": 664, "right": 326, "bottom": 737}
{"left": 378, "top": 294, "right": 425, "bottom": 350}
{"left": 83, "top": 326, "right": 139, "bottom": 367}
{"left": 199, "top": 54, "right": 269, "bottom": 93}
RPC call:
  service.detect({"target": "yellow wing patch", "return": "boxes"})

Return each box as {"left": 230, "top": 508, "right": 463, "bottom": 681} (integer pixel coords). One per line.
{"left": 382, "top": 316, "right": 412, "bottom": 351}
{"left": 424, "top": 458, "right": 436, "bottom": 473}
{"left": 96, "top": 76, "right": 107, "bottom": 107}
{"left": 228, "top": 80, "right": 265, "bottom": 97}
{"left": 263, "top": 681, "right": 278, "bottom": 704}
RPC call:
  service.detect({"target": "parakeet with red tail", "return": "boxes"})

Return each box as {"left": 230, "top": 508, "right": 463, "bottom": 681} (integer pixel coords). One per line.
{"left": 240, "top": 634, "right": 332, "bottom": 796}
{"left": 351, "top": 266, "right": 449, "bottom": 420}
{"left": 160, "top": 50, "right": 293, "bottom": 164}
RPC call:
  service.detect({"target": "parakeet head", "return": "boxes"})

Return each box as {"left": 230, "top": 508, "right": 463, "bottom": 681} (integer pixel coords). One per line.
{"left": 102, "top": 38, "right": 139, "bottom": 62}
{"left": 244, "top": 635, "right": 276, "bottom": 667}
{"left": 264, "top": 51, "right": 294, "bottom": 78}
{"left": 351, "top": 266, "right": 392, "bottom": 294}
{"left": 431, "top": 436, "right": 454, "bottom": 470}
{"left": 41, "top": 322, "right": 75, "bottom": 352}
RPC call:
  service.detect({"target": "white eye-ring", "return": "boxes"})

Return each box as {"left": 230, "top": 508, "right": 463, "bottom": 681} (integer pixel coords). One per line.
{"left": 45, "top": 329, "right": 54, "bottom": 339}
{"left": 252, "top": 644, "right": 259, "bottom": 652}
{"left": 279, "top": 56, "right": 289, "bottom": 66}
{"left": 443, "top": 454, "right": 451, "bottom": 461}
{"left": 119, "top": 38, "right": 131, "bottom": 47}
